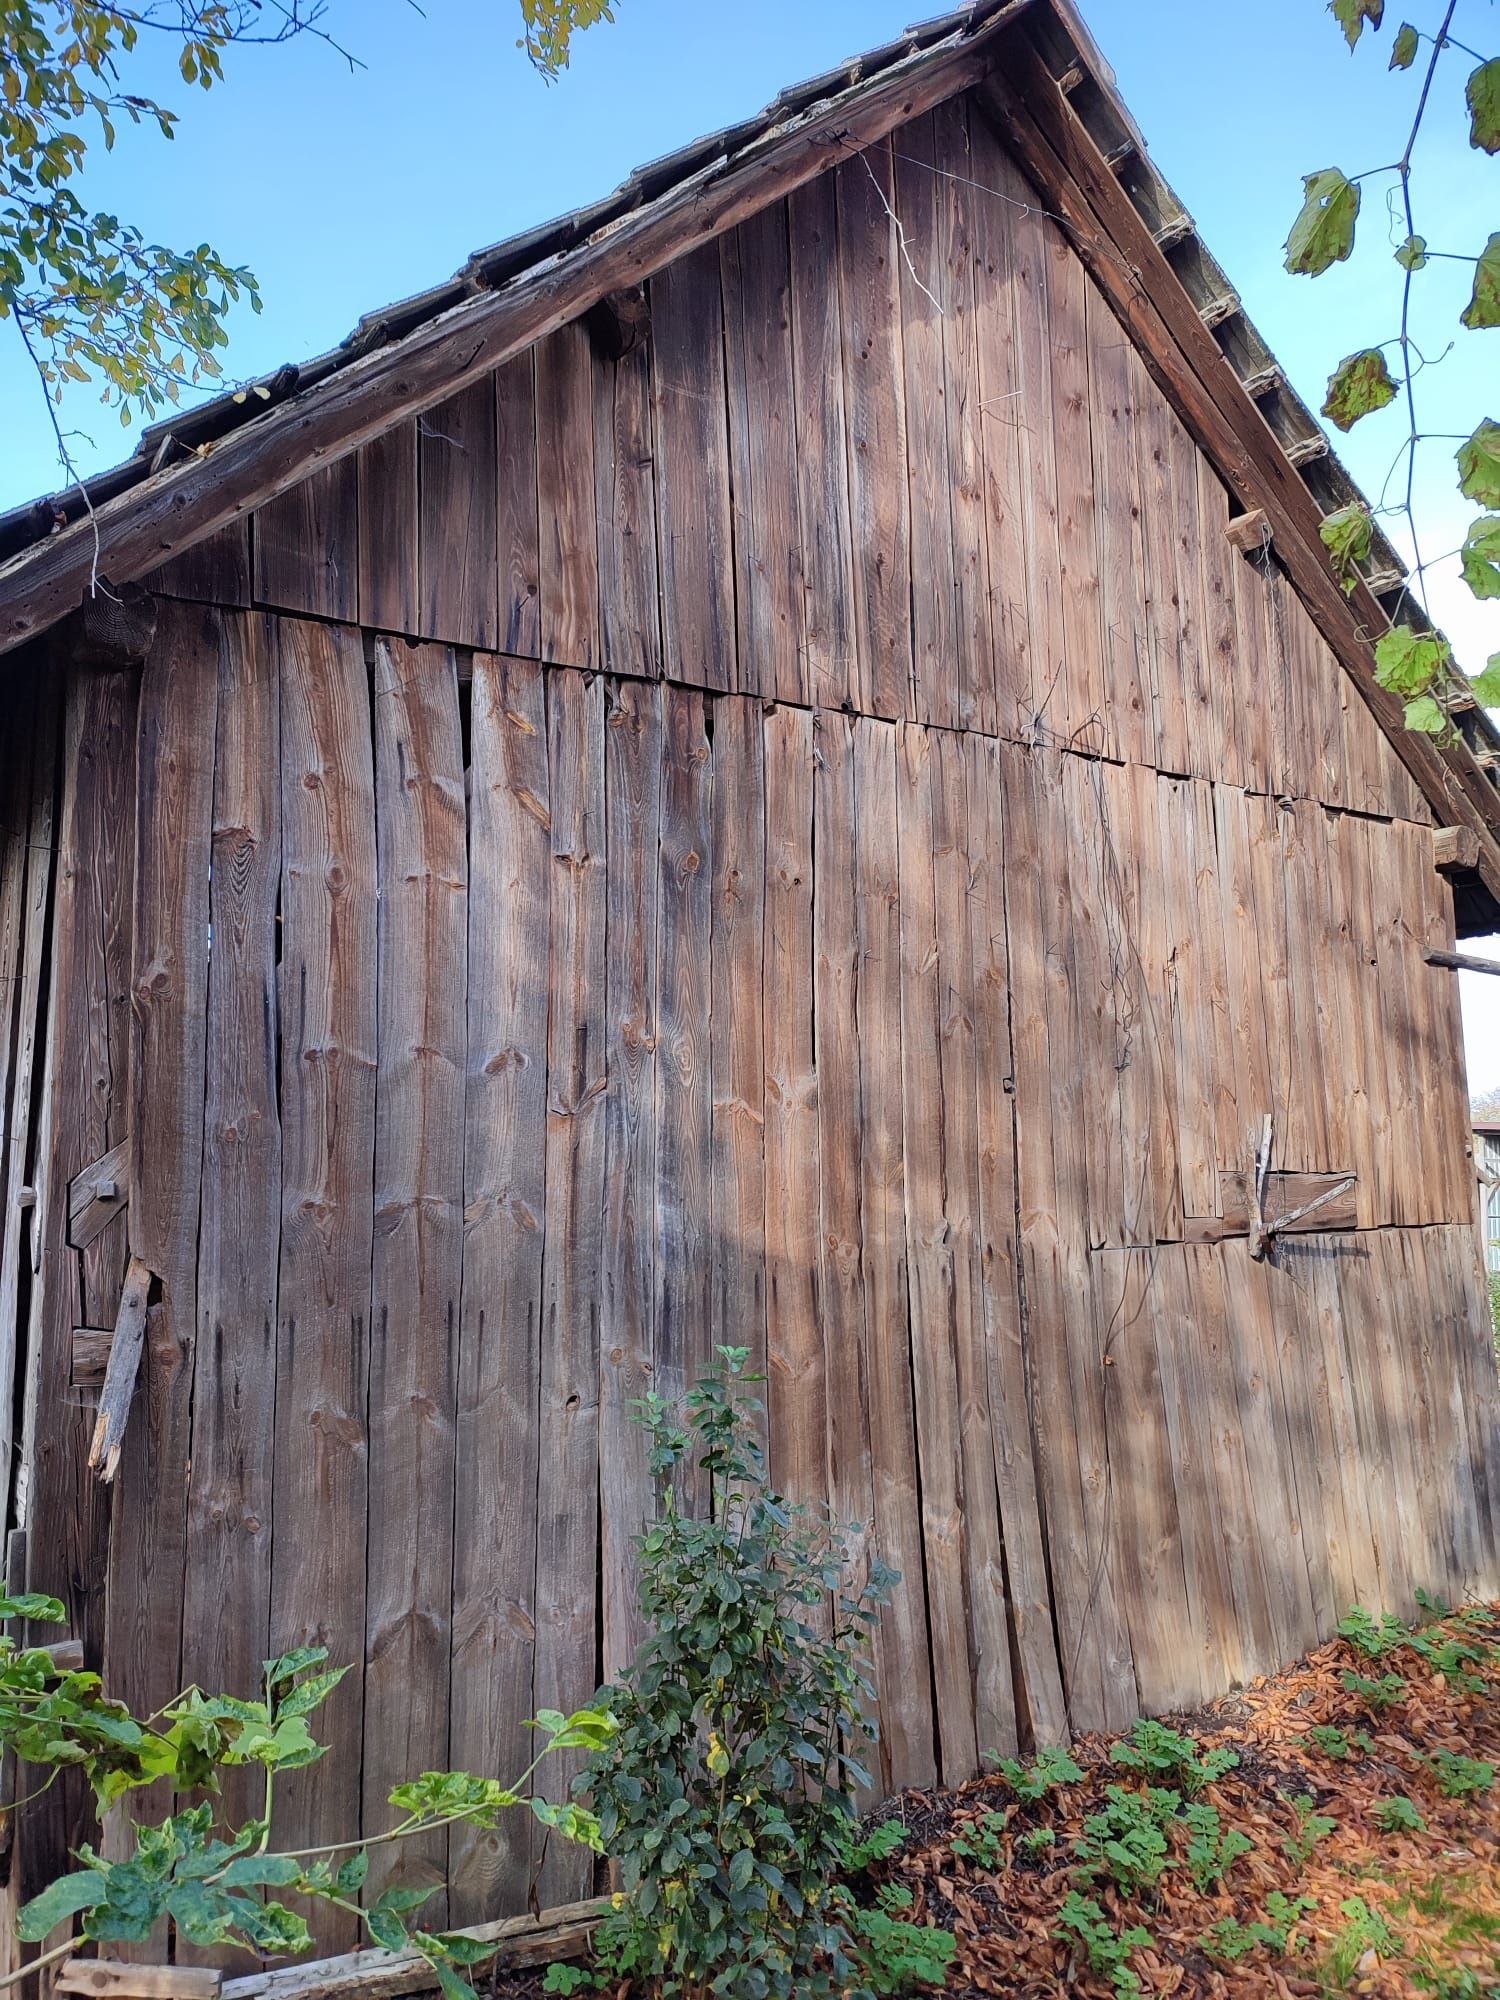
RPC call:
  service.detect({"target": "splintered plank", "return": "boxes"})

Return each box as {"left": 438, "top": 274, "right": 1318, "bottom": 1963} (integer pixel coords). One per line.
{"left": 1084, "top": 282, "right": 1151, "bottom": 769}
{"left": 449, "top": 654, "right": 550, "bottom": 1923}
{"left": 182, "top": 609, "right": 280, "bottom": 1831}
{"left": 894, "top": 113, "right": 960, "bottom": 731}
{"left": 419, "top": 376, "right": 500, "bottom": 650}
{"left": 112, "top": 597, "right": 219, "bottom": 1752}
{"left": 533, "top": 668, "right": 606, "bottom": 1910}
{"left": 15, "top": 665, "right": 134, "bottom": 1927}
{"left": 721, "top": 205, "right": 803, "bottom": 703}
{"left": 762, "top": 703, "right": 822, "bottom": 1502}
{"left": 930, "top": 727, "right": 1015, "bottom": 1760}
{"left": 594, "top": 343, "right": 660, "bottom": 679}
{"left": 654, "top": 685, "right": 714, "bottom": 1501}
{"left": 895, "top": 721, "right": 976, "bottom": 1779}
{"left": 708, "top": 696, "right": 767, "bottom": 1411}
{"left": 496, "top": 354, "right": 542, "bottom": 658}
{"left": 787, "top": 173, "right": 859, "bottom": 714}
{"left": 964, "top": 732, "right": 1067, "bottom": 1746}
{"left": 813, "top": 713, "right": 876, "bottom": 1667}
{"left": 357, "top": 422, "right": 419, "bottom": 636}
{"left": 850, "top": 716, "right": 935, "bottom": 1791}
{"left": 536, "top": 325, "right": 600, "bottom": 672}
{"left": 651, "top": 246, "right": 736, "bottom": 691}
{"left": 600, "top": 679, "right": 660, "bottom": 1677}
{"left": 364, "top": 638, "right": 467, "bottom": 1915}
{"left": 254, "top": 459, "right": 358, "bottom": 622}
{"left": 271, "top": 615, "right": 377, "bottom": 1947}
{"left": 836, "top": 142, "right": 912, "bottom": 721}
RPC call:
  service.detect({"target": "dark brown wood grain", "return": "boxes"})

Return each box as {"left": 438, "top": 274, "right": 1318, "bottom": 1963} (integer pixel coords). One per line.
{"left": 419, "top": 379, "right": 500, "bottom": 651}
{"left": 254, "top": 460, "right": 358, "bottom": 621}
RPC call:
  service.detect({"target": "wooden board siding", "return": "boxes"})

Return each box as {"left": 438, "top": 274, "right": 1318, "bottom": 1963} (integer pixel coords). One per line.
{"left": 8, "top": 82, "right": 1498, "bottom": 1961}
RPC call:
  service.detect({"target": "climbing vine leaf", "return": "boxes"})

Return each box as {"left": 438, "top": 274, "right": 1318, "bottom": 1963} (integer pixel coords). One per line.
{"left": 1319, "top": 501, "right": 1374, "bottom": 591}
{"left": 1467, "top": 59, "right": 1500, "bottom": 154}
{"left": 1460, "top": 517, "right": 1500, "bottom": 600}
{"left": 1458, "top": 421, "right": 1500, "bottom": 509}
{"left": 1461, "top": 235, "right": 1500, "bottom": 331}
{"left": 1285, "top": 169, "right": 1361, "bottom": 276}
{"left": 1322, "top": 348, "right": 1399, "bottom": 430}
{"left": 1330, "top": 0, "right": 1384, "bottom": 49}
{"left": 1389, "top": 21, "right": 1418, "bottom": 68}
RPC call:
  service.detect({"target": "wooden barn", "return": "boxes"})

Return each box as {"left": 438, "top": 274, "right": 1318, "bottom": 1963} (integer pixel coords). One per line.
{"left": 3, "top": 0, "right": 1500, "bottom": 1957}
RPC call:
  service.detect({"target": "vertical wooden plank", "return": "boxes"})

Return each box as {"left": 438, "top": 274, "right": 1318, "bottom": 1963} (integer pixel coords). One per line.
{"left": 357, "top": 422, "right": 419, "bottom": 635}
{"left": 254, "top": 459, "right": 358, "bottom": 621}
{"left": 600, "top": 678, "right": 661, "bottom": 1679}
{"left": 1048, "top": 215, "right": 1108, "bottom": 757}
{"left": 271, "top": 616, "right": 376, "bottom": 1947}
{"left": 895, "top": 720, "right": 976, "bottom": 1779}
{"left": 182, "top": 610, "right": 280, "bottom": 1827}
{"left": 15, "top": 665, "right": 132, "bottom": 1926}
{"left": 708, "top": 697, "right": 767, "bottom": 1406}
{"left": 1132, "top": 353, "right": 1188, "bottom": 776}
{"left": 1275, "top": 799, "right": 1332, "bottom": 1175}
{"left": 419, "top": 376, "right": 500, "bottom": 651}
{"left": 1195, "top": 461, "right": 1246, "bottom": 790}
{"left": 533, "top": 668, "right": 606, "bottom": 1909}
{"left": 787, "top": 174, "right": 859, "bottom": 714}
{"left": 813, "top": 712, "right": 876, "bottom": 1648}
{"left": 112, "top": 597, "right": 218, "bottom": 1746}
{"left": 363, "top": 638, "right": 466, "bottom": 1913}
{"left": 762, "top": 704, "right": 822, "bottom": 1501}
{"left": 964, "top": 732, "right": 1068, "bottom": 1745}
{"left": 1166, "top": 414, "right": 1216, "bottom": 779}
{"left": 594, "top": 343, "right": 661, "bottom": 679}
{"left": 449, "top": 654, "right": 550, "bottom": 1922}
{"left": 496, "top": 354, "right": 542, "bottom": 658}
{"left": 931, "top": 728, "right": 1015, "bottom": 1759}
{"left": 894, "top": 114, "right": 959, "bottom": 732}
{"left": 1213, "top": 783, "right": 1274, "bottom": 1193}
{"left": 933, "top": 97, "right": 996, "bottom": 737}
{"left": 1225, "top": 528, "right": 1277, "bottom": 799}
{"left": 654, "top": 684, "right": 714, "bottom": 1494}
{"left": 850, "top": 716, "right": 936, "bottom": 1792}
{"left": 144, "top": 521, "right": 252, "bottom": 607}
{"left": 651, "top": 247, "right": 736, "bottom": 692}
{"left": 1159, "top": 775, "right": 1218, "bottom": 1220}
{"left": 1085, "top": 282, "right": 1153, "bottom": 757}
{"left": 721, "top": 206, "right": 803, "bottom": 704}
{"left": 837, "top": 141, "right": 913, "bottom": 722}
{"left": 536, "top": 325, "right": 600, "bottom": 672}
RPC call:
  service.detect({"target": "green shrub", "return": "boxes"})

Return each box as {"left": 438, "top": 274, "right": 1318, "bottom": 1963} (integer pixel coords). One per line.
{"left": 991, "top": 1742, "right": 1086, "bottom": 1800}
{"left": 1338, "top": 1606, "right": 1411, "bottom": 1658}
{"left": 1074, "top": 1784, "right": 1180, "bottom": 1895}
{"left": 581, "top": 1348, "right": 919, "bottom": 2000}
{"left": 1342, "top": 1670, "right": 1408, "bottom": 1711}
{"left": 1181, "top": 1801, "right": 1254, "bottom": 1891}
{"left": 1109, "top": 1718, "right": 1238, "bottom": 1793}
{"left": 1307, "top": 1723, "right": 1374, "bottom": 1761}
{"left": 838, "top": 1818, "right": 907, "bottom": 1873}
{"left": 1018, "top": 1825, "right": 1057, "bottom": 1859}
{"left": 1200, "top": 1892, "right": 1315, "bottom": 1964}
{"left": 1426, "top": 1750, "right": 1495, "bottom": 1798}
{"left": 951, "top": 1810, "right": 1007, "bottom": 1870}
{"left": 1054, "top": 1891, "right": 1154, "bottom": 1997}
{"left": 845, "top": 1885, "right": 955, "bottom": 1997}
{"left": 1373, "top": 1795, "right": 1427, "bottom": 1834}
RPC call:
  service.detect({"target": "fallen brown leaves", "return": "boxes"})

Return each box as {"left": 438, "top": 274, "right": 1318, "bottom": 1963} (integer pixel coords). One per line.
{"left": 869, "top": 1605, "right": 1500, "bottom": 1998}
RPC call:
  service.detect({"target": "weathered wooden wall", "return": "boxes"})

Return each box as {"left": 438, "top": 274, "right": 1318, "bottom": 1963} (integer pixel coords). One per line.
{"left": 6, "top": 85, "right": 1498, "bottom": 1960}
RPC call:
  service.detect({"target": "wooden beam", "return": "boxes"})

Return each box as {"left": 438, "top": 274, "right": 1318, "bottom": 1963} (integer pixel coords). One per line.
{"left": 66, "top": 1136, "right": 129, "bottom": 1250}
{"left": 584, "top": 284, "right": 651, "bottom": 361}
{"left": 0, "top": 2, "right": 1037, "bottom": 656}
{"left": 1427, "top": 947, "right": 1500, "bottom": 977}
{"left": 57, "top": 1965, "right": 220, "bottom": 2000}
{"left": 1434, "top": 825, "right": 1481, "bottom": 875}
{"left": 71, "top": 1325, "right": 113, "bottom": 1390}
{"left": 975, "top": 29, "right": 1500, "bottom": 911}
{"left": 1221, "top": 1168, "right": 1358, "bottom": 1237}
{"left": 219, "top": 1898, "right": 605, "bottom": 2000}
{"left": 86, "top": 1254, "right": 151, "bottom": 1483}
{"left": 1224, "top": 509, "right": 1269, "bottom": 555}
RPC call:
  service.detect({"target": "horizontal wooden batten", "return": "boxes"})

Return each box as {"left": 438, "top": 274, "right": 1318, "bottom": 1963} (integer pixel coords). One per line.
{"left": 0, "top": 5, "right": 1036, "bottom": 655}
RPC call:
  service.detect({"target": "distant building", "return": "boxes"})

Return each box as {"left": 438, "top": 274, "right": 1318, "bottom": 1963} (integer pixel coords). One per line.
{"left": 1480, "top": 1120, "right": 1500, "bottom": 1273}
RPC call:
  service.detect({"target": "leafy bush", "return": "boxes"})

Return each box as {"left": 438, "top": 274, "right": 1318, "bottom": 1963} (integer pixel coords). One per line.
{"left": 1307, "top": 1723, "right": 1374, "bottom": 1761}
{"left": 1338, "top": 1606, "right": 1411, "bottom": 1658}
{"left": 1181, "top": 1801, "right": 1253, "bottom": 1891}
{"left": 1109, "top": 1718, "right": 1238, "bottom": 1793}
{"left": 582, "top": 1348, "right": 933, "bottom": 2000}
{"left": 0, "top": 1589, "right": 611, "bottom": 1998}
{"left": 1342, "top": 1670, "right": 1408, "bottom": 1711}
{"left": 1018, "top": 1825, "right": 1057, "bottom": 1859}
{"left": 1373, "top": 1795, "right": 1427, "bottom": 1834}
{"left": 845, "top": 1884, "right": 955, "bottom": 1997}
{"left": 1054, "top": 1891, "right": 1154, "bottom": 1997}
{"left": 837, "top": 1817, "right": 908, "bottom": 1873}
{"left": 991, "top": 1742, "right": 1086, "bottom": 1801}
{"left": 1073, "top": 1785, "right": 1180, "bottom": 1896}
{"left": 951, "top": 1810, "right": 1007, "bottom": 1870}
{"left": 1200, "top": 1892, "right": 1315, "bottom": 1964}
{"left": 1426, "top": 1750, "right": 1495, "bottom": 1798}
{"left": 1283, "top": 1793, "right": 1338, "bottom": 1866}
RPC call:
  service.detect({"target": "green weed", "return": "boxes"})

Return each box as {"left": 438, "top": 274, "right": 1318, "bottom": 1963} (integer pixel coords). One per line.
{"left": 1054, "top": 1891, "right": 1154, "bottom": 1998}
{"left": 991, "top": 1743, "right": 1086, "bottom": 1801}
{"left": 1180, "top": 1801, "right": 1253, "bottom": 1891}
{"left": 1283, "top": 1792, "right": 1338, "bottom": 1865}
{"left": 1372, "top": 1795, "right": 1426, "bottom": 1834}
{"left": 1109, "top": 1717, "right": 1239, "bottom": 1793}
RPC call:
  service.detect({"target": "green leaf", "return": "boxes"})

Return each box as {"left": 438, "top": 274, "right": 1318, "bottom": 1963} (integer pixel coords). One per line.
{"left": 276, "top": 1666, "right": 348, "bottom": 1719}
{"left": 217, "top": 1855, "right": 303, "bottom": 1890}
{"left": 1460, "top": 516, "right": 1500, "bottom": 600}
{"left": 1467, "top": 59, "right": 1500, "bottom": 153}
{"left": 1321, "top": 348, "right": 1398, "bottom": 431}
{"left": 365, "top": 1907, "right": 412, "bottom": 1954}
{"left": 0, "top": 1590, "right": 67, "bottom": 1624}
{"left": 1395, "top": 233, "right": 1427, "bottom": 271}
{"left": 1373, "top": 624, "right": 1450, "bottom": 697}
{"left": 428, "top": 1959, "right": 479, "bottom": 2000}
{"left": 335, "top": 1850, "right": 370, "bottom": 1895}
{"left": 17, "top": 1870, "right": 108, "bottom": 1941}
{"left": 1471, "top": 659, "right": 1500, "bottom": 709}
{"left": 1285, "top": 169, "right": 1361, "bottom": 277}
{"left": 1461, "top": 236, "right": 1500, "bottom": 331}
{"left": 1330, "top": 0, "right": 1383, "bottom": 49}
{"left": 1458, "top": 420, "right": 1500, "bottom": 508}
{"left": 1403, "top": 695, "right": 1447, "bottom": 734}
{"left": 1320, "top": 502, "right": 1374, "bottom": 592}
{"left": 1390, "top": 20, "right": 1418, "bottom": 67}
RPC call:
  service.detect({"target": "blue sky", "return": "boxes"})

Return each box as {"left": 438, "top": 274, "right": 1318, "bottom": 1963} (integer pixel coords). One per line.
{"left": 3, "top": 0, "right": 1496, "bottom": 1084}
